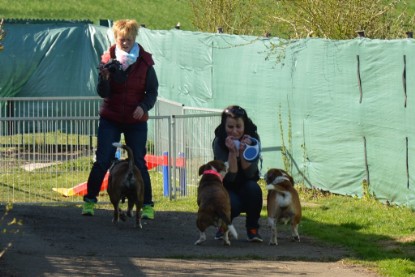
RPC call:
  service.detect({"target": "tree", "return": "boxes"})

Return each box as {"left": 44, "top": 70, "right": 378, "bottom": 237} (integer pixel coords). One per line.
{"left": 189, "top": 0, "right": 272, "bottom": 35}
{"left": 190, "top": 0, "right": 415, "bottom": 39}
{"left": 269, "top": 0, "right": 415, "bottom": 39}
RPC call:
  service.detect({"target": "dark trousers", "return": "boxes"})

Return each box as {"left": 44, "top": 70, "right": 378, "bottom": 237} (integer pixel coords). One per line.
{"left": 84, "top": 117, "right": 153, "bottom": 206}
{"left": 228, "top": 180, "right": 263, "bottom": 230}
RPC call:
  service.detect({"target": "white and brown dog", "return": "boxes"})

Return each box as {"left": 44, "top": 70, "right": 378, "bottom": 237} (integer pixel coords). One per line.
{"left": 195, "top": 160, "right": 238, "bottom": 246}
{"left": 107, "top": 142, "right": 144, "bottom": 228}
{"left": 264, "top": 168, "right": 301, "bottom": 245}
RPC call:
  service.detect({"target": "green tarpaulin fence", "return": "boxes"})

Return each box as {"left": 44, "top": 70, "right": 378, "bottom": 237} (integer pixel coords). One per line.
{"left": 1, "top": 22, "right": 414, "bottom": 208}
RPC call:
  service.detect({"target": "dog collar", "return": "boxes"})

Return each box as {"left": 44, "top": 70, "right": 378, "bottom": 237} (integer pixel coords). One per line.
{"left": 272, "top": 176, "right": 291, "bottom": 185}
{"left": 203, "top": 170, "right": 223, "bottom": 181}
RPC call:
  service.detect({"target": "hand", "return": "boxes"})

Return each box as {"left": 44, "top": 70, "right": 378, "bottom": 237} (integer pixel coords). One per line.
{"left": 241, "top": 135, "right": 253, "bottom": 146}
{"left": 225, "top": 136, "right": 239, "bottom": 154}
{"left": 133, "top": 106, "right": 145, "bottom": 120}
{"left": 99, "top": 67, "right": 110, "bottom": 80}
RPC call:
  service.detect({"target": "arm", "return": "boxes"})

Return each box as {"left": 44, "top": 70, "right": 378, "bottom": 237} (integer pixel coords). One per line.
{"left": 213, "top": 136, "right": 238, "bottom": 184}
{"left": 224, "top": 136, "right": 239, "bottom": 174}
{"left": 133, "top": 66, "right": 159, "bottom": 120}
{"left": 139, "top": 66, "right": 159, "bottom": 113}
{"left": 96, "top": 69, "right": 111, "bottom": 98}
{"left": 240, "top": 158, "right": 259, "bottom": 179}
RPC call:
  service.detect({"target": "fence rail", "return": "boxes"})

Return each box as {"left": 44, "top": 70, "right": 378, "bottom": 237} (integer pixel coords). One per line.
{"left": 0, "top": 97, "right": 221, "bottom": 204}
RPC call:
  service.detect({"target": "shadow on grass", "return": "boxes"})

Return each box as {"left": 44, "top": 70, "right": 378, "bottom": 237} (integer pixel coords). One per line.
{"left": 301, "top": 215, "right": 415, "bottom": 276}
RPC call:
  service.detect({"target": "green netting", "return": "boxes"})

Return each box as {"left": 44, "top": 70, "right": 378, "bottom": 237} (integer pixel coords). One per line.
{"left": 1, "top": 23, "right": 414, "bottom": 208}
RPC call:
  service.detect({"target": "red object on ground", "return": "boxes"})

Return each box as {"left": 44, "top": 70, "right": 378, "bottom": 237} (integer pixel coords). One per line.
{"left": 69, "top": 154, "right": 184, "bottom": 196}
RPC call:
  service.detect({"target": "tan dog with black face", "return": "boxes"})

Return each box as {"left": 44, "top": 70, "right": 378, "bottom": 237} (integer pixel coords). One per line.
{"left": 195, "top": 160, "right": 238, "bottom": 246}
{"left": 107, "top": 142, "right": 144, "bottom": 228}
{"left": 264, "top": 168, "right": 301, "bottom": 245}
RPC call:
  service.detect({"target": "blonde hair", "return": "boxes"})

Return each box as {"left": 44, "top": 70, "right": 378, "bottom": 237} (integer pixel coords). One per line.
{"left": 113, "top": 19, "right": 139, "bottom": 39}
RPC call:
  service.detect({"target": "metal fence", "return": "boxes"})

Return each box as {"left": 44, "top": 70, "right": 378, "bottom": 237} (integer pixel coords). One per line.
{"left": 0, "top": 97, "right": 221, "bottom": 204}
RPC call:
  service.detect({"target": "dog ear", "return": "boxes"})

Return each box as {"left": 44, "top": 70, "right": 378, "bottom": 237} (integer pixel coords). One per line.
{"left": 264, "top": 169, "right": 276, "bottom": 184}
{"left": 199, "top": 164, "right": 206, "bottom": 176}
{"left": 287, "top": 175, "right": 294, "bottom": 185}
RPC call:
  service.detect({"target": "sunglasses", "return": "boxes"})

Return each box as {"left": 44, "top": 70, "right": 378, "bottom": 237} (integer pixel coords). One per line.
{"left": 224, "top": 106, "right": 246, "bottom": 117}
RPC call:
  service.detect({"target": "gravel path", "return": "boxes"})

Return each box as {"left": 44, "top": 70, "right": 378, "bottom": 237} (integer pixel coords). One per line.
{"left": 0, "top": 204, "right": 379, "bottom": 276}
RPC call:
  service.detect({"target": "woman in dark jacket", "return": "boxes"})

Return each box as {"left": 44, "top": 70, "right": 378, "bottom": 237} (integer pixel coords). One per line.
{"left": 82, "top": 19, "right": 158, "bottom": 220}
{"left": 212, "top": 105, "right": 263, "bottom": 242}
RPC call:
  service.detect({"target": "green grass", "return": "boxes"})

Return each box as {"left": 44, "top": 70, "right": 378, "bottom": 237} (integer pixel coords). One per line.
{"left": 0, "top": 0, "right": 194, "bottom": 31}
{"left": 296, "top": 187, "right": 415, "bottom": 277}
{"left": 0, "top": 158, "right": 165, "bottom": 203}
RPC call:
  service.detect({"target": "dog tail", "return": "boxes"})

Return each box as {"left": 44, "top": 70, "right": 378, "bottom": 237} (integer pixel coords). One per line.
{"left": 112, "top": 142, "right": 135, "bottom": 173}
{"left": 218, "top": 211, "right": 238, "bottom": 239}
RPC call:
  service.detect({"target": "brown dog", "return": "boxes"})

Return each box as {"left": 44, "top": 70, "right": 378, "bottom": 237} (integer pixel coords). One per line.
{"left": 264, "top": 168, "right": 301, "bottom": 245}
{"left": 107, "top": 142, "right": 144, "bottom": 228}
{"left": 195, "top": 160, "right": 238, "bottom": 246}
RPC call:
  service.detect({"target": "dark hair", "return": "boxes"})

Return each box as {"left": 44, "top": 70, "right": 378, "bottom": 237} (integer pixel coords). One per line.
{"left": 214, "top": 105, "right": 260, "bottom": 150}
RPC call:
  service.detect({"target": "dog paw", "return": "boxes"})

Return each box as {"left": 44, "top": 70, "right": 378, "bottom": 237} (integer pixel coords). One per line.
{"left": 223, "top": 239, "right": 231, "bottom": 246}
{"left": 194, "top": 239, "right": 205, "bottom": 245}
{"left": 291, "top": 236, "right": 300, "bottom": 242}
{"left": 195, "top": 233, "right": 206, "bottom": 245}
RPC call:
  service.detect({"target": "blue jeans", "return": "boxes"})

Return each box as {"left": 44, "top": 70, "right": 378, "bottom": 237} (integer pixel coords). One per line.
{"left": 228, "top": 180, "right": 263, "bottom": 230}
{"left": 84, "top": 117, "right": 153, "bottom": 206}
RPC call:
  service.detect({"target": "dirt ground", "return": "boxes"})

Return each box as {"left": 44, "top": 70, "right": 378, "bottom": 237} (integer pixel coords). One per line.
{"left": 0, "top": 204, "right": 379, "bottom": 277}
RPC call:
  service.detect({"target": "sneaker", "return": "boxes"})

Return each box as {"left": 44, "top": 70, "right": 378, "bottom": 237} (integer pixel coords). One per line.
{"left": 214, "top": 227, "right": 225, "bottom": 240}
{"left": 82, "top": 201, "right": 95, "bottom": 216}
{"left": 247, "top": 228, "right": 263, "bottom": 242}
{"left": 141, "top": 205, "right": 155, "bottom": 220}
